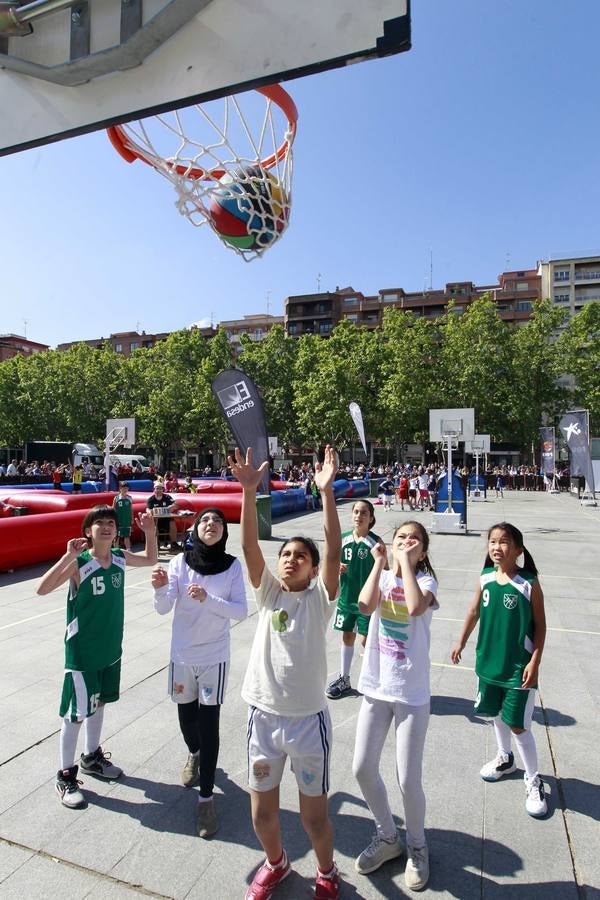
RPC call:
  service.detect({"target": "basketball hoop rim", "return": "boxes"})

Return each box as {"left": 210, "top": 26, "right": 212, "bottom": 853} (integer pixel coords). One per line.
{"left": 106, "top": 83, "right": 298, "bottom": 181}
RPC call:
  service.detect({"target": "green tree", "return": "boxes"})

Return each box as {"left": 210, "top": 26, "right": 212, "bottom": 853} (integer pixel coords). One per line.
{"left": 292, "top": 321, "right": 382, "bottom": 448}
{"left": 0, "top": 343, "right": 125, "bottom": 444}
{"left": 436, "top": 296, "right": 514, "bottom": 441}
{"left": 378, "top": 309, "right": 440, "bottom": 454}
{"left": 510, "top": 299, "right": 567, "bottom": 448}
{"left": 0, "top": 355, "right": 28, "bottom": 445}
{"left": 555, "top": 301, "right": 600, "bottom": 431}
{"left": 115, "top": 328, "right": 219, "bottom": 458}
{"left": 238, "top": 325, "right": 300, "bottom": 446}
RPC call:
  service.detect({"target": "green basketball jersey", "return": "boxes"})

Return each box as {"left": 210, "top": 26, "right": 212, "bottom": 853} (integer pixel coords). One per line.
{"left": 339, "top": 529, "right": 381, "bottom": 613}
{"left": 475, "top": 566, "right": 537, "bottom": 688}
{"left": 64, "top": 549, "right": 126, "bottom": 671}
{"left": 113, "top": 495, "right": 133, "bottom": 528}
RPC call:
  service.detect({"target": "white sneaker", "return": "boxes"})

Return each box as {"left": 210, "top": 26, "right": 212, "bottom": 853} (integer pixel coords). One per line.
{"left": 480, "top": 750, "right": 516, "bottom": 782}
{"left": 405, "top": 844, "right": 429, "bottom": 891}
{"left": 355, "top": 830, "right": 404, "bottom": 874}
{"left": 55, "top": 766, "right": 85, "bottom": 809}
{"left": 525, "top": 773, "right": 548, "bottom": 817}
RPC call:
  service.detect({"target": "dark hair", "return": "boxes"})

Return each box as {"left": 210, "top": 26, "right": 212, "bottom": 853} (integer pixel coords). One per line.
{"left": 392, "top": 520, "right": 437, "bottom": 581}
{"left": 278, "top": 536, "right": 320, "bottom": 567}
{"left": 484, "top": 522, "right": 538, "bottom": 576}
{"left": 352, "top": 498, "right": 376, "bottom": 528}
{"left": 82, "top": 505, "right": 119, "bottom": 546}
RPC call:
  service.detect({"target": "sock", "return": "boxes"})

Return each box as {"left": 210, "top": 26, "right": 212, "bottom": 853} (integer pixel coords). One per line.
{"left": 198, "top": 794, "right": 213, "bottom": 803}
{"left": 493, "top": 716, "right": 512, "bottom": 755}
{"left": 341, "top": 644, "right": 354, "bottom": 678}
{"left": 267, "top": 850, "right": 285, "bottom": 868}
{"left": 84, "top": 706, "right": 105, "bottom": 756}
{"left": 317, "top": 863, "right": 337, "bottom": 878}
{"left": 513, "top": 729, "right": 538, "bottom": 779}
{"left": 59, "top": 719, "right": 82, "bottom": 770}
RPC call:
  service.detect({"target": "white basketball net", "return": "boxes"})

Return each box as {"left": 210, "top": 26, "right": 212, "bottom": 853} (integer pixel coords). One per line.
{"left": 110, "top": 88, "right": 295, "bottom": 261}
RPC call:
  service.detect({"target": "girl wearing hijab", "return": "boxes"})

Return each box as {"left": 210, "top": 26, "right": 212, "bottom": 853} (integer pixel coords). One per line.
{"left": 151, "top": 508, "right": 247, "bottom": 837}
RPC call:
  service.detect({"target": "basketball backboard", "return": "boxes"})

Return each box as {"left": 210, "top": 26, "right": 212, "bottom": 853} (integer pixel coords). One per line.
{"left": 0, "top": 0, "right": 410, "bottom": 156}
{"left": 429, "top": 408, "right": 475, "bottom": 444}
{"left": 465, "top": 434, "right": 490, "bottom": 454}
{"left": 106, "top": 417, "right": 135, "bottom": 449}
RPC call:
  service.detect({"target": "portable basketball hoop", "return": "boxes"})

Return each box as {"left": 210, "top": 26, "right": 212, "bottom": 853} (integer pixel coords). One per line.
{"left": 107, "top": 84, "right": 297, "bottom": 261}
{"left": 465, "top": 434, "right": 490, "bottom": 503}
{"left": 429, "top": 409, "right": 475, "bottom": 534}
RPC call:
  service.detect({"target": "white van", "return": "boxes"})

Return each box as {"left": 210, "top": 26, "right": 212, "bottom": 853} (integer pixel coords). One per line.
{"left": 110, "top": 453, "right": 152, "bottom": 472}
{"left": 73, "top": 443, "right": 104, "bottom": 467}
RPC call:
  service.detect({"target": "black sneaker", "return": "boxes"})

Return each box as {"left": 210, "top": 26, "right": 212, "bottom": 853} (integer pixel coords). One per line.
{"left": 55, "top": 765, "right": 85, "bottom": 808}
{"left": 80, "top": 746, "right": 123, "bottom": 780}
{"left": 325, "top": 674, "right": 352, "bottom": 699}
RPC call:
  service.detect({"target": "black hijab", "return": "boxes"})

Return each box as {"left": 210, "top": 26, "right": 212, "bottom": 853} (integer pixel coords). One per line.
{"left": 184, "top": 507, "right": 236, "bottom": 575}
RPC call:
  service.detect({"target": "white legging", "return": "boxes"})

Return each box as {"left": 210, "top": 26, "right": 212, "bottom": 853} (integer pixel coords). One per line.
{"left": 353, "top": 695, "right": 430, "bottom": 848}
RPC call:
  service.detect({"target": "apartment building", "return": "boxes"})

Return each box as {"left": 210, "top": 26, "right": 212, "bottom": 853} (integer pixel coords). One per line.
{"left": 219, "top": 313, "right": 284, "bottom": 353}
{"left": 56, "top": 326, "right": 214, "bottom": 357}
{"left": 537, "top": 253, "right": 600, "bottom": 319}
{"left": 0, "top": 334, "right": 49, "bottom": 362}
{"left": 284, "top": 271, "right": 542, "bottom": 337}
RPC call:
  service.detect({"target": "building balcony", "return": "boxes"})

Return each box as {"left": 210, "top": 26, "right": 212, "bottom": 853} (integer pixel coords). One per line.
{"left": 574, "top": 270, "right": 600, "bottom": 281}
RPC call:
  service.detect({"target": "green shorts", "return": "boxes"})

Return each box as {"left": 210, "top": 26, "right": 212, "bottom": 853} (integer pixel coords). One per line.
{"left": 60, "top": 659, "right": 121, "bottom": 721}
{"left": 474, "top": 679, "right": 535, "bottom": 730}
{"left": 332, "top": 606, "right": 371, "bottom": 637}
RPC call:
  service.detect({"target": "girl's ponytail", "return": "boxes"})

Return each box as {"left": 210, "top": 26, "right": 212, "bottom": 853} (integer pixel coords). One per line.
{"left": 522, "top": 546, "right": 538, "bottom": 577}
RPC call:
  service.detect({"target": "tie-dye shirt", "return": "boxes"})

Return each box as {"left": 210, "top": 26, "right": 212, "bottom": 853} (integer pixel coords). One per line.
{"left": 358, "top": 569, "right": 438, "bottom": 705}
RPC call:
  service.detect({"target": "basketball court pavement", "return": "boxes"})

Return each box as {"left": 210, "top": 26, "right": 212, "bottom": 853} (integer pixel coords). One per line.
{"left": 0, "top": 488, "right": 598, "bottom": 898}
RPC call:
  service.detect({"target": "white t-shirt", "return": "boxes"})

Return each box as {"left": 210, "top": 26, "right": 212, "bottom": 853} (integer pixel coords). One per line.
{"left": 242, "top": 566, "right": 336, "bottom": 717}
{"left": 153, "top": 554, "right": 247, "bottom": 666}
{"left": 358, "top": 569, "right": 438, "bottom": 706}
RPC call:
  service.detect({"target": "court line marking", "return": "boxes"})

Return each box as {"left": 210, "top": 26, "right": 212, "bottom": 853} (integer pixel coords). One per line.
{"left": 3, "top": 607, "right": 599, "bottom": 636}
{"left": 0, "top": 607, "right": 64, "bottom": 631}
{"left": 434, "top": 567, "right": 600, "bottom": 582}
{"left": 435, "top": 615, "right": 600, "bottom": 636}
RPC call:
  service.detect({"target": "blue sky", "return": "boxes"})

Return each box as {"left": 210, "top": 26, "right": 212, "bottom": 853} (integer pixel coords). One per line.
{"left": 3, "top": 0, "right": 600, "bottom": 347}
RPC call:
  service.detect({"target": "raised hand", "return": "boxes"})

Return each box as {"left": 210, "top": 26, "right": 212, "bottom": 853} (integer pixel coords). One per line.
{"left": 370, "top": 542, "right": 387, "bottom": 564}
{"left": 314, "top": 445, "right": 337, "bottom": 491}
{"left": 138, "top": 511, "right": 156, "bottom": 532}
{"left": 151, "top": 565, "right": 168, "bottom": 589}
{"left": 67, "top": 537, "right": 88, "bottom": 555}
{"left": 228, "top": 447, "right": 269, "bottom": 491}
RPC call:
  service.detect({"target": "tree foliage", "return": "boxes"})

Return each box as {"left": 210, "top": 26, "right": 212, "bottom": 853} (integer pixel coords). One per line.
{"left": 555, "top": 301, "right": 600, "bottom": 431}
{"left": 1, "top": 303, "right": 598, "bottom": 457}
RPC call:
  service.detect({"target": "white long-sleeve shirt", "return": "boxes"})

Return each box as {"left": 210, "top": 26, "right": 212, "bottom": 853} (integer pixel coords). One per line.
{"left": 153, "top": 553, "right": 247, "bottom": 666}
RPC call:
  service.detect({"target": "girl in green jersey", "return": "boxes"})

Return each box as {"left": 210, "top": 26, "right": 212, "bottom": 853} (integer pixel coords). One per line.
{"left": 451, "top": 522, "right": 547, "bottom": 818}
{"left": 38, "top": 504, "right": 157, "bottom": 809}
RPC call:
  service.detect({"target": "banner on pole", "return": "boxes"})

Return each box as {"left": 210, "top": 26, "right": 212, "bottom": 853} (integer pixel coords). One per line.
{"left": 349, "top": 402, "right": 368, "bottom": 456}
{"left": 212, "top": 369, "right": 270, "bottom": 494}
{"left": 539, "top": 426, "right": 555, "bottom": 476}
{"left": 558, "top": 411, "right": 596, "bottom": 494}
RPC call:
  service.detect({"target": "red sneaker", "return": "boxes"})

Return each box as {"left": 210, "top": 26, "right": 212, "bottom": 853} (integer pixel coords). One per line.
{"left": 314, "top": 864, "right": 340, "bottom": 900}
{"left": 245, "top": 850, "right": 291, "bottom": 900}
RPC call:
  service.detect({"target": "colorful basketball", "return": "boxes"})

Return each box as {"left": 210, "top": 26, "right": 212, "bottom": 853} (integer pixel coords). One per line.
{"left": 209, "top": 165, "right": 289, "bottom": 252}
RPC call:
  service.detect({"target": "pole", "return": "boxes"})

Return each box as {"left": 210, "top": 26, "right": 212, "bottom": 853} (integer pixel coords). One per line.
{"left": 446, "top": 437, "right": 453, "bottom": 512}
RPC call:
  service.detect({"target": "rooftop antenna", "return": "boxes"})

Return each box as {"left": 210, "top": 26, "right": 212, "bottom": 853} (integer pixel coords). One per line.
{"left": 136, "top": 320, "right": 141, "bottom": 333}
{"left": 316, "top": 272, "right": 323, "bottom": 292}
{"left": 23, "top": 319, "right": 27, "bottom": 338}
{"left": 430, "top": 248, "right": 433, "bottom": 290}
{"left": 266, "top": 290, "right": 271, "bottom": 315}
{"left": 505, "top": 250, "right": 511, "bottom": 271}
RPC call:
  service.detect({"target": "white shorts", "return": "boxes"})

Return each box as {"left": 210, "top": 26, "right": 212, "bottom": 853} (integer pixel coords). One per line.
{"left": 247, "top": 706, "right": 332, "bottom": 797}
{"left": 168, "top": 661, "right": 228, "bottom": 706}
